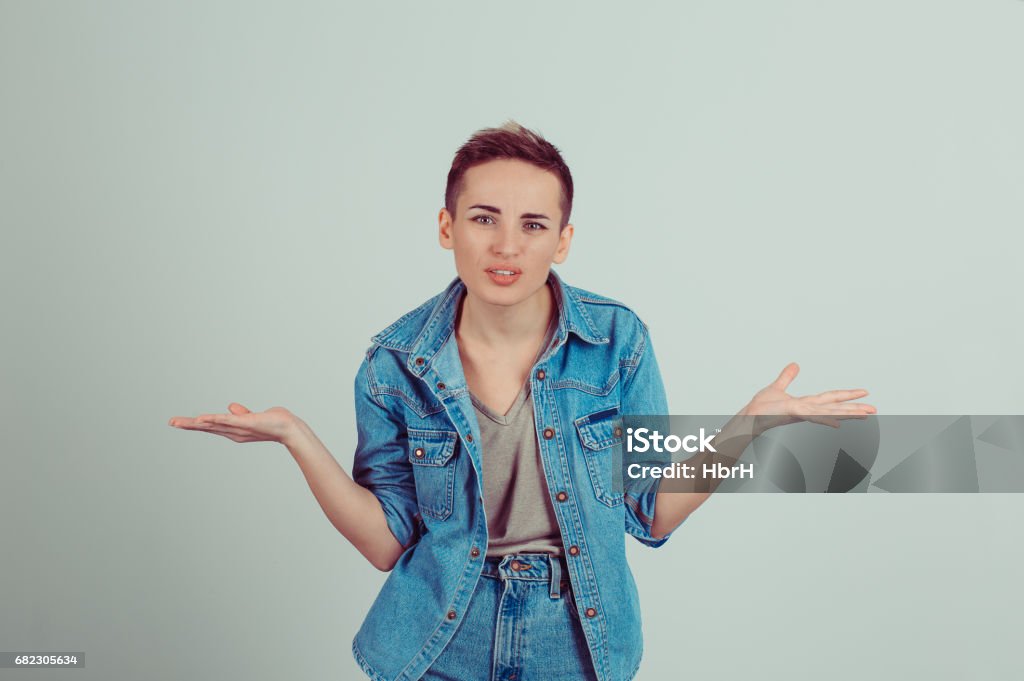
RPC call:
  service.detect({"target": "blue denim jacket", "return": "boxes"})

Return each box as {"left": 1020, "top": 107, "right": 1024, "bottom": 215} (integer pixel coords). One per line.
{"left": 350, "top": 270, "right": 679, "bottom": 681}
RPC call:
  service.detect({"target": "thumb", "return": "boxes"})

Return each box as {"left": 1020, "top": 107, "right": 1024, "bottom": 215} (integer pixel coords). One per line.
{"left": 228, "top": 403, "right": 251, "bottom": 414}
{"left": 772, "top": 362, "right": 800, "bottom": 390}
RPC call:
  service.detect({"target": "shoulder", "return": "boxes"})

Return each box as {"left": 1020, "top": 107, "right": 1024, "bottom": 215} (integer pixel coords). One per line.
{"left": 365, "top": 290, "right": 446, "bottom": 356}
{"left": 564, "top": 282, "right": 651, "bottom": 340}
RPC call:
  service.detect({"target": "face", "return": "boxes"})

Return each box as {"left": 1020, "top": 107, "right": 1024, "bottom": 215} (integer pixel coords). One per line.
{"left": 439, "top": 158, "right": 574, "bottom": 309}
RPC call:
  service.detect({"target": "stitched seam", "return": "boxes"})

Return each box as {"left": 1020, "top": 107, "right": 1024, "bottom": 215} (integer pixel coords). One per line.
{"left": 623, "top": 493, "right": 653, "bottom": 526}
{"left": 408, "top": 282, "right": 461, "bottom": 364}
{"left": 551, "top": 372, "right": 620, "bottom": 396}
{"left": 566, "top": 286, "right": 607, "bottom": 342}
{"left": 548, "top": 402, "right": 613, "bottom": 681}
{"left": 373, "top": 386, "right": 445, "bottom": 418}
{"left": 364, "top": 357, "right": 387, "bottom": 410}
{"left": 371, "top": 302, "right": 435, "bottom": 352}
{"left": 351, "top": 640, "right": 390, "bottom": 681}
{"left": 620, "top": 321, "right": 649, "bottom": 387}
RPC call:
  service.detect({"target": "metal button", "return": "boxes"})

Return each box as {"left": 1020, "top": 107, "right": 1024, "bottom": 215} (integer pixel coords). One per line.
{"left": 415, "top": 357, "right": 425, "bottom": 366}
{"left": 510, "top": 560, "right": 521, "bottom": 570}
{"left": 470, "top": 546, "right": 480, "bottom": 558}
{"left": 556, "top": 491, "right": 568, "bottom": 502}
{"left": 436, "top": 382, "right": 446, "bottom": 390}
{"left": 446, "top": 610, "right": 456, "bottom": 620}
{"left": 536, "top": 369, "right": 546, "bottom": 380}
{"left": 414, "top": 447, "right": 425, "bottom": 458}
{"left": 543, "top": 427, "right": 555, "bottom": 440}
{"left": 568, "top": 545, "right": 579, "bottom": 556}
{"left": 613, "top": 426, "right": 623, "bottom": 437}
{"left": 466, "top": 434, "right": 474, "bottom": 443}
{"left": 585, "top": 607, "right": 597, "bottom": 618}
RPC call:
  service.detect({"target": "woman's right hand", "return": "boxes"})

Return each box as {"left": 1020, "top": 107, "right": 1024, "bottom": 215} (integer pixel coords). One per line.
{"left": 168, "top": 403, "right": 300, "bottom": 444}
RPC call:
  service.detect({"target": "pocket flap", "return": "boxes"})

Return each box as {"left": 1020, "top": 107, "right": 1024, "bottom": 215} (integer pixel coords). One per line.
{"left": 574, "top": 408, "right": 623, "bottom": 451}
{"left": 407, "top": 428, "right": 458, "bottom": 466}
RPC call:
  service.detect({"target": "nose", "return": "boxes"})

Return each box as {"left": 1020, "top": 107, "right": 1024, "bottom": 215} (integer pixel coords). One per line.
{"left": 492, "top": 223, "right": 521, "bottom": 257}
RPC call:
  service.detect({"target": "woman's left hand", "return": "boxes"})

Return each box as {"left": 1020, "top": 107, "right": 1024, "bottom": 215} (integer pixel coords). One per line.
{"left": 741, "top": 362, "right": 877, "bottom": 430}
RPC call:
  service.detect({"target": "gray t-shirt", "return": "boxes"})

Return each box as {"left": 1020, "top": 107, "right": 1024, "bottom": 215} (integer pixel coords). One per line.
{"left": 470, "top": 316, "right": 563, "bottom": 558}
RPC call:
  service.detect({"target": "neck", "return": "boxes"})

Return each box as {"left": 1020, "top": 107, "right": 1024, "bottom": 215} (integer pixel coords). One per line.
{"left": 457, "top": 281, "right": 555, "bottom": 349}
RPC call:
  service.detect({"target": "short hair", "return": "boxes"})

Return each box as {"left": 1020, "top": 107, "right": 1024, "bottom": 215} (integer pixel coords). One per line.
{"left": 445, "top": 120, "right": 574, "bottom": 230}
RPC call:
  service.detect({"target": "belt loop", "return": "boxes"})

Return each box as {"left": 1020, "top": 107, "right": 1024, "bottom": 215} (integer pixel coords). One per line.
{"left": 548, "top": 554, "right": 561, "bottom": 600}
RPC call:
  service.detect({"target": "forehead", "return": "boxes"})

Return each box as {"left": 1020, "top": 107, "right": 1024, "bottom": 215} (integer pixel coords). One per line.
{"left": 458, "top": 159, "right": 562, "bottom": 211}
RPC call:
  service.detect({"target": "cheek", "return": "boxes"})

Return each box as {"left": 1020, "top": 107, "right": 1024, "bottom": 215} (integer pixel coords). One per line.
{"left": 526, "top": 239, "right": 561, "bottom": 261}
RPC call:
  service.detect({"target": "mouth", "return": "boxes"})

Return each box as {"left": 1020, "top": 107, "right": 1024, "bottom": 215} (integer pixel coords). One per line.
{"left": 485, "top": 266, "right": 522, "bottom": 286}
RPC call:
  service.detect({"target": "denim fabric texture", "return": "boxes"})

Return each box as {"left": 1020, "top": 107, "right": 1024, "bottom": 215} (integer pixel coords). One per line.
{"left": 421, "top": 553, "right": 599, "bottom": 681}
{"left": 350, "top": 270, "right": 678, "bottom": 681}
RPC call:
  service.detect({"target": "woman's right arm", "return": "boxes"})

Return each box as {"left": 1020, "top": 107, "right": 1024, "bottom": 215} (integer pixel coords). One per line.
{"left": 169, "top": 355, "right": 419, "bottom": 572}
{"left": 283, "top": 417, "right": 407, "bottom": 572}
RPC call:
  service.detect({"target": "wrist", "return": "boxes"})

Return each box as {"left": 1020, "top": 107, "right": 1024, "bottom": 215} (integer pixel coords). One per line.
{"left": 281, "top": 416, "right": 312, "bottom": 451}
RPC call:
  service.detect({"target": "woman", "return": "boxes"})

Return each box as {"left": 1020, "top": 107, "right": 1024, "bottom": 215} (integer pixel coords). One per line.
{"left": 169, "top": 121, "right": 875, "bottom": 681}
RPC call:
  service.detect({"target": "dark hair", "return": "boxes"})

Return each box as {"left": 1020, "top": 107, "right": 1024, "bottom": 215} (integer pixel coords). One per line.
{"left": 445, "top": 120, "right": 574, "bottom": 230}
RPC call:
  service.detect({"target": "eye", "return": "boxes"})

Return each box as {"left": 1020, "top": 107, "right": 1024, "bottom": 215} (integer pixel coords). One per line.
{"left": 472, "top": 215, "right": 495, "bottom": 225}
{"left": 524, "top": 222, "right": 548, "bottom": 232}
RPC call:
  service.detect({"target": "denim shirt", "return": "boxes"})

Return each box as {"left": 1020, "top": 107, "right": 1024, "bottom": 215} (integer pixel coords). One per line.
{"left": 350, "top": 270, "right": 679, "bottom": 681}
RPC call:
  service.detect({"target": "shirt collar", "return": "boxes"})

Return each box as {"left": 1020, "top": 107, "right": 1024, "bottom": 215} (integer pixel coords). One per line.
{"left": 403, "top": 269, "right": 608, "bottom": 377}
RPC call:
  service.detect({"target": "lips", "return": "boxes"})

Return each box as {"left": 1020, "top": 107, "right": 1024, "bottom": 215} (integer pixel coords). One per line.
{"left": 486, "top": 265, "right": 522, "bottom": 286}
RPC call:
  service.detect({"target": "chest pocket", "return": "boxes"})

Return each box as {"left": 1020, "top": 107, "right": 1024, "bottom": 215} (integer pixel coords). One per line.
{"left": 407, "top": 428, "right": 459, "bottom": 521}
{"left": 575, "top": 408, "right": 625, "bottom": 507}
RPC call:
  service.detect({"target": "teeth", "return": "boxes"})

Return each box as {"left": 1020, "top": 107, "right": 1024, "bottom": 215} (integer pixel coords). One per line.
{"left": 492, "top": 270, "right": 516, "bottom": 276}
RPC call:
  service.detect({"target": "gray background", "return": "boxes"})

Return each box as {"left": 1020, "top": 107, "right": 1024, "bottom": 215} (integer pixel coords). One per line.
{"left": 1, "top": 1, "right": 1021, "bottom": 679}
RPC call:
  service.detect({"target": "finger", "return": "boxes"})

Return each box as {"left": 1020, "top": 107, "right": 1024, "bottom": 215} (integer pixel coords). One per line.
{"left": 772, "top": 362, "right": 800, "bottom": 391}
{"left": 804, "top": 414, "right": 840, "bottom": 429}
{"left": 176, "top": 422, "right": 258, "bottom": 441}
{"left": 228, "top": 403, "right": 251, "bottom": 415}
{"left": 196, "top": 413, "right": 244, "bottom": 428}
{"left": 819, "top": 402, "right": 877, "bottom": 414}
{"left": 168, "top": 417, "right": 205, "bottom": 428}
{"left": 790, "top": 404, "right": 840, "bottom": 429}
{"left": 809, "top": 389, "right": 869, "bottom": 404}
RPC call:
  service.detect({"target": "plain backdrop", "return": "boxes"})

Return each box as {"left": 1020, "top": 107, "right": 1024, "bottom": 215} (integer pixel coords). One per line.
{"left": 2, "top": 1, "right": 1022, "bottom": 679}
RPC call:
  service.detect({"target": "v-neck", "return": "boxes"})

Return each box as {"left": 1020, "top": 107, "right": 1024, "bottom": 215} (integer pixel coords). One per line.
{"left": 467, "top": 312, "right": 558, "bottom": 425}
{"left": 471, "top": 379, "right": 532, "bottom": 426}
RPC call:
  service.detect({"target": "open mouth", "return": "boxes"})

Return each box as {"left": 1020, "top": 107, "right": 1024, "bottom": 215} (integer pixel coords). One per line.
{"left": 486, "top": 266, "right": 522, "bottom": 285}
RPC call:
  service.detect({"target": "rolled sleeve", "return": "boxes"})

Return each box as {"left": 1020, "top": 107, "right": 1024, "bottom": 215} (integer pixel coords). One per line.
{"left": 620, "top": 321, "right": 680, "bottom": 549}
{"left": 350, "top": 354, "right": 421, "bottom": 550}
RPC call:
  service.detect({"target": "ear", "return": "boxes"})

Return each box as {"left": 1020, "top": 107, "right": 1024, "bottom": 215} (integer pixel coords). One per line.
{"left": 438, "top": 207, "right": 455, "bottom": 250}
{"left": 552, "top": 223, "right": 574, "bottom": 264}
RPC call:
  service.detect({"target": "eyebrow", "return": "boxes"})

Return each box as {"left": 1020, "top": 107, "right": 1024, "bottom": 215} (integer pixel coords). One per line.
{"left": 467, "top": 204, "right": 551, "bottom": 221}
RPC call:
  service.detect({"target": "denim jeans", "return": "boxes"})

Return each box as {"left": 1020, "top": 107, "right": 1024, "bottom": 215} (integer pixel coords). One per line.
{"left": 420, "top": 553, "right": 599, "bottom": 681}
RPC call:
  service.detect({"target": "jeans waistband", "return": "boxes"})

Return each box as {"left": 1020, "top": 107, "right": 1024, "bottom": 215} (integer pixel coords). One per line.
{"left": 482, "top": 552, "right": 568, "bottom": 599}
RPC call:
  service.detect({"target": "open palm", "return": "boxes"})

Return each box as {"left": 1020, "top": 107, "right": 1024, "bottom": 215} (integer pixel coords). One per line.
{"left": 742, "top": 362, "right": 876, "bottom": 430}
{"left": 168, "top": 403, "right": 298, "bottom": 443}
